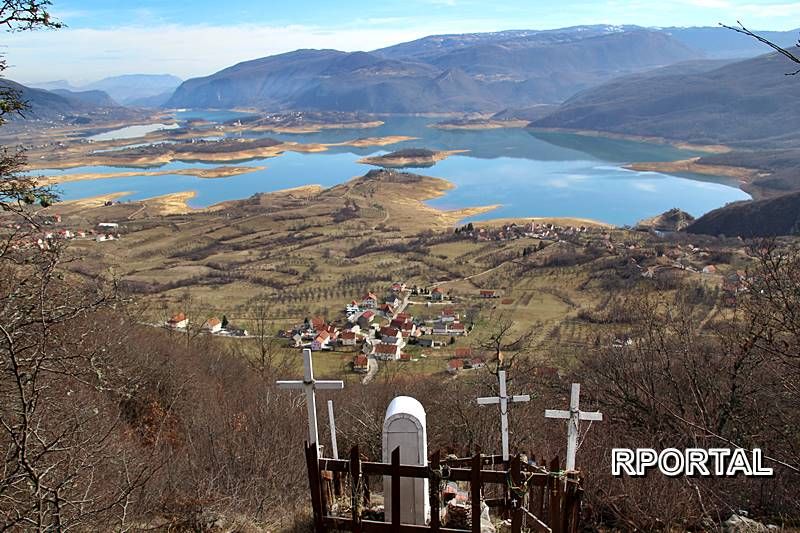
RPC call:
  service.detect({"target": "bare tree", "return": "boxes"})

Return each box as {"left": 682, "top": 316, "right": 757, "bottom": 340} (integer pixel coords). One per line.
{"left": 477, "top": 314, "right": 535, "bottom": 372}
{"left": 721, "top": 21, "right": 800, "bottom": 75}
{"left": 0, "top": 1, "right": 60, "bottom": 223}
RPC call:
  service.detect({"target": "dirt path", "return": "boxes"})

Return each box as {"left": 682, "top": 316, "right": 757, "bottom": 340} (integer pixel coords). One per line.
{"left": 361, "top": 356, "right": 379, "bottom": 385}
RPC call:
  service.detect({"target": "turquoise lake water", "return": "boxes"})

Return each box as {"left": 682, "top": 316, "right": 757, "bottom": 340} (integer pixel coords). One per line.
{"left": 50, "top": 114, "right": 750, "bottom": 226}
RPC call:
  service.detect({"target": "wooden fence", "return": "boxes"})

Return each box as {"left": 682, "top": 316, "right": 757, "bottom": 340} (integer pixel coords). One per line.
{"left": 304, "top": 442, "right": 584, "bottom": 533}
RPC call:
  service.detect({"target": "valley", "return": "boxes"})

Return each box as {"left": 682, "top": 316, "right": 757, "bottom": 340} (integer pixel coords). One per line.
{"left": 4, "top": 9, "right": 800, "bottom": 531}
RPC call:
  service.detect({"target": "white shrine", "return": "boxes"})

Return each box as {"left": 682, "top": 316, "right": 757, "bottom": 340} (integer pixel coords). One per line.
{"left": 382, "top": 396, "right": 429, "bottom": 525}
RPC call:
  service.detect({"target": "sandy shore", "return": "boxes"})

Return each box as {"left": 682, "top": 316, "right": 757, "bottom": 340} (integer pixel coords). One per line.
{"left": 530, "top": 127, "right": 732, "bottom": 154}
{"left": 38, "top": 165, "right": 266, "bottom": 185}
{"left": 357, "top": 149, "right": 468, "bottom": 168}
{"left": 29, "top": 136, "right": 416, "bottom": 171}
{"left": 336, "top": 136, "right": 417, "bottom": 148}
{"left": 625, "top": 158, "right": 760, "bottom": 182}
{"left": 58, "top": 192, "right": 134, "bottom": 210}
{"left": 141, "top": 191, "right": 198, "bottom": 215}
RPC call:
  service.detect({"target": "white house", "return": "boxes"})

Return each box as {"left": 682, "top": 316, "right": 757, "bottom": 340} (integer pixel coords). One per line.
{"left": 312, "top": 331, "right": 331, "bottom": 351}
{"left": 375, "top": 343, "right": 402, "bottom": 361}
{"left": 380, "top": 326, "right": 403, "bottom": 346}
{"left": 167, "top": 312, "right": 188, "bottom": 329}
{"left": 362, "top": 292, "right": 379, "bottom": 309}
{"left": 440, "top": 307, "right": 458, "bottom": 323}
{"left": 340, "top": 331, "right": 358, "bottom": 346}
{"left": 202, "top": 317, "right": 222, "bottom": 333}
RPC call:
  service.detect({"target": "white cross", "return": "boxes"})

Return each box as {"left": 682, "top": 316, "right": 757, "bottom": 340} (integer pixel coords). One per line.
{"left": 544, "top": 383, "right": 602, "bottom": 471}
{"left": 477, "top": 370, "right": 530, "bottom": 461}
{"left": 277, "top": 348, "right": 344, "bottom": 450}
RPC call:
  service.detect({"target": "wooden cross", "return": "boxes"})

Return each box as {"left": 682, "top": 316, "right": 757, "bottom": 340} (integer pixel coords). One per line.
{"left": 277, "top": 348, "right": 344, "bottom": 450}
{"left": 544, "top": 382, "right": 602, "bottom": 471}
{"left": 477, "top": 369, "right": 530, "bottom": 461}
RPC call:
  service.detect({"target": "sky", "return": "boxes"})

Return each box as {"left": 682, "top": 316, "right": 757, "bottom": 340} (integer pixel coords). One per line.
{"left": 6, "top": 0, "right": 800, "bottom": 85}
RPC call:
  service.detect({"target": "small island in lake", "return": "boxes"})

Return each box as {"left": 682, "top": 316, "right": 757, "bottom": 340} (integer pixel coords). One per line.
{"left": 358, "top": 148, "right": 467, "bottom": 168}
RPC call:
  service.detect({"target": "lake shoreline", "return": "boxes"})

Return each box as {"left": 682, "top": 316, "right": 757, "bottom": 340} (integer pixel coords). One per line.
{"left": 529, "top": 127, "right": 732, "bottom": 154}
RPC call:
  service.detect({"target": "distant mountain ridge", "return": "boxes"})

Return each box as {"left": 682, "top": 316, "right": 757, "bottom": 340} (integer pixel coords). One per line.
{"left": 167, "top": 29, "right": 702, "bottom": 112}
{"left": 166, "top": 24, "right": 799, "bottom": 113}
{"left": 30, "top": 74, "right": 183, "bottom": 106}
{"left": 51, "top": 89, "right": 118, "bottom": 107}
{"left": 374, "top": 25, "right": 800, "bottom": 61}
{"left": 532, "top": 52, "right": 800, "bottom": 148}
{"left": 0, "top": 79, "right": 132, "bottom": 124}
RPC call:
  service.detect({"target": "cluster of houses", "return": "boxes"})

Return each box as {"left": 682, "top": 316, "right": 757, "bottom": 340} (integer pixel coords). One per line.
{"left": 6, "top": 218, "right": 124, "bottom": 251}
{"left": 430, "top": 307, "right": 469, "bottom": 337}
{"left": 458, "top": 221, "right": 596, "bottom": 243}
{"left": 165, "top": 312, "right": 249, "bottom": 337}
{"left": 282, "top": 281, "right": 480, "bottom": 374}
{"left": 446, "top": 347, "right": 486, "bottom": 375}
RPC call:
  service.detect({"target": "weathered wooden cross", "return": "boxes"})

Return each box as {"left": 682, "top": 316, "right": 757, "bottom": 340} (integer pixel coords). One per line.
{"left": 277, "top": 348, "right": 344, "bottom": 451}
{"left": 477, "top": 369, "right": 530, "bottom": 461}
{"left": 544, "top": 382, "right": 602, "bottom": 471}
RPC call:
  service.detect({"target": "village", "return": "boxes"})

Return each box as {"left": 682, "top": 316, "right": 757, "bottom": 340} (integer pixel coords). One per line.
{"left": 5, "top": 213, "right": 123, "bottom": 251}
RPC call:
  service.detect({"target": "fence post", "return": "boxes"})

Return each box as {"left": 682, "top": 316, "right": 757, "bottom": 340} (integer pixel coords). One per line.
{"left": 510, "top": 455, "right": 523, "bottom": 533}
{"left": 564, "top": 473, "right": 582, "bottom": 533}
{"left": 548, "top": 457, "right": 562, "bottom": 533}
{"left": 430, "top": 450, "right": 441, "bottom": 532}
{"left": 349, "top": 445, "right": 362, "bottom": 533}
{"left": 471, "top": 453, "right": 481, "bottom": 533}
{"left": 391, "top": 446, "right": 401, "bottom": 532}
{"left": 305, "top": 441, "right": 326, "bottom": 533}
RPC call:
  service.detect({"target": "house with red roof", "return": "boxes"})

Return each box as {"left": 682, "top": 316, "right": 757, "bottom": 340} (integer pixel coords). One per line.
{"left": 357, "top": 310, "right": 375, "bottom": 329}
{"left": 447, "top": 359, "right": 464, "bottom": 374}
{"left": 375, "top": 343, "right": 401, "bottom": 361}
{"left": 390, "top": 282, "right": 407, "bottom": 293}
{"left": 167, "top": 312, "right": 188, "bottom": 329}
{"left": 449, "top": 322, "right": 467, "bottom": 336}
{"left": 202, "top": 317, "right": 222, "bottom": 334}
{"left": 312, "top": 331, "right": 331, "bottom": 351}
{"left": 441, "top": 307, "right": 459, "bottom": 323}
{"left": 361, "top": 292, "right": 379, "bottom": 309}
{"left": 430, "top": 287, "right": 444, "bottom": 301}
{"left": 380, "top": 326, "right": 403, "bottom": 345}
{"left": 339, "top": 331, "right": 358, "bottom": 346}
{"left": 353, "top": 355, "right": 369, "bottom": 373}
{"left": 310, "top": 316, "right": 326, "bottom": 332}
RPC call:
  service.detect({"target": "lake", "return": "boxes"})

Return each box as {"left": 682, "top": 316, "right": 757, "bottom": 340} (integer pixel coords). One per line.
{"left": 52, "top": 115, "right": 750, "bottom": 226}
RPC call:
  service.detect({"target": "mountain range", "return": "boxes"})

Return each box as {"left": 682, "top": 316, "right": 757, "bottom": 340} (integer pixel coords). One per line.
{"left": 166, "top": 25, "right": 798, "bottom": 112}
{"left": 532, "top": 52, "right": 800, "bottom": 148}
{"left": 33, "top": 74, "right": 182, "bottom": 106}
{"left": 0, "top": 79, "right": 134, "bottom": 123}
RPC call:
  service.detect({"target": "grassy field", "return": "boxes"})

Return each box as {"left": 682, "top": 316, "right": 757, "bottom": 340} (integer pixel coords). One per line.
{"left": 38, "top": 167, "right": 750, "bottom": 378}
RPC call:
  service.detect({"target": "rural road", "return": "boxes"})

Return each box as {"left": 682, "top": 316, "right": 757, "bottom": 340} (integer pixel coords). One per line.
{"left": 361, "top": 356, "right": 378, "bottom": 385}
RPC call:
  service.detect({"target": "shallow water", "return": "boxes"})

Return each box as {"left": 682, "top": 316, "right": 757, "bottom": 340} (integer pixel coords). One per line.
{"left": 55, "top": 114, "right": 750, "bottom": 226}
{"left": 87, "top": 123, "right": 180, "bottom": 142}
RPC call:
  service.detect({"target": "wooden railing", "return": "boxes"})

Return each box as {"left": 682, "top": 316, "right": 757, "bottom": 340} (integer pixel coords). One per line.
{"left": 304, "top": 442, "right": 583, "bottom": 533}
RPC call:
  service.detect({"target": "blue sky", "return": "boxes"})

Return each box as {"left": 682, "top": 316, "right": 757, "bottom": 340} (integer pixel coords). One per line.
{"left": 6, "top": 0, "right": 800, "bottom": 84}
